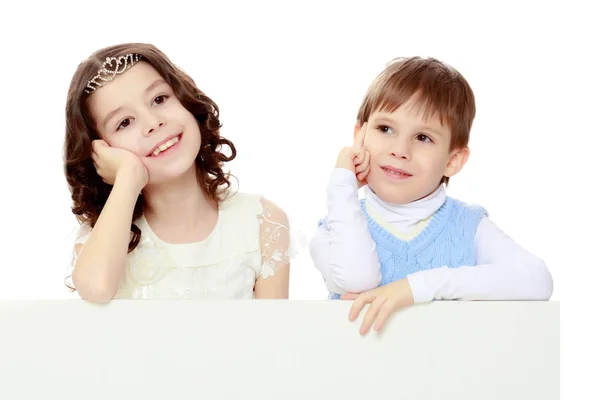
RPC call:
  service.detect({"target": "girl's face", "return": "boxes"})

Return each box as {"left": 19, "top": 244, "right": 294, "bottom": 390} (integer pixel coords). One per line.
{"left": 87, "top": 61, "right": 201, "bottom": 185}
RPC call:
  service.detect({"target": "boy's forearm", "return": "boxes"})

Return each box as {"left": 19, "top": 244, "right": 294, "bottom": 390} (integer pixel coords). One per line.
{"left": 73, "top": 173, "right": 141, "bottom": 302}
{"left": 322, "top": 168, "right": 381, "bottom": 293}
{"left": 407, "top": 218, "right": 553, "bottom": 302}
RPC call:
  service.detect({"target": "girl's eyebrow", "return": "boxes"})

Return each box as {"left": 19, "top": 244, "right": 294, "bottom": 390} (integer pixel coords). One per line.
{"left": 103, "top": 106, "right": 124, "bottom": 130}
{"left": 144, "top": 79, "right": 167, "bottom": 94}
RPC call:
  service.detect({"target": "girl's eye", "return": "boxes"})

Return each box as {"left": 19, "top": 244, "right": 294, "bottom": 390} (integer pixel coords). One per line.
{"left": 417, "top": 133, "right": 432, "bottom": 143}
{"left": 117, "top": 118, "right": 131, "bottom": 131}
{"left": 153, "top": 95, "right": 167, "bottom": 105}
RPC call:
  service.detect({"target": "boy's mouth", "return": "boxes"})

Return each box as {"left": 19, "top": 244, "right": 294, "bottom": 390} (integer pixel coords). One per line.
{"left": 381, "top": 165, "right": 412, "bottom": 179}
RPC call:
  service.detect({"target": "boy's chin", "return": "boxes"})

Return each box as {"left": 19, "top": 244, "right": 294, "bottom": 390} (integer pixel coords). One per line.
{"left": 367, "top": 183, "right": 415, "bottom": 205}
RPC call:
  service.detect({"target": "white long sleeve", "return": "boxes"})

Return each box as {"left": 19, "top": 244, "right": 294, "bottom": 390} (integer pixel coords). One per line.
{"left": 406, "top": 217, "right": 554, "bottom": 303}
{"left": 309, "top": 169, "right": 553, "bottom": 302}
{"left": 308, "top": 169, "right": 381, "bottom": 294}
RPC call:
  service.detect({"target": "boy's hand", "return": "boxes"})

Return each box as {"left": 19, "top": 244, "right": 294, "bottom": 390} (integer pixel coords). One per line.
{"left": 335, "top": 123, "right": 370, "bottom": 188}
{"left": 341, "top": 278, "right": 415, "bottom": 335}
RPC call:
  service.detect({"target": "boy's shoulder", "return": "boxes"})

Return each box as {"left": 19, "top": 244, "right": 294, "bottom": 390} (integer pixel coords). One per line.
{"left": 445, "top": 195, "right": 489, "bottom": 220}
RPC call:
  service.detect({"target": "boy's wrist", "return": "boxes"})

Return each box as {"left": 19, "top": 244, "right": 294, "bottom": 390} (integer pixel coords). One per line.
{"left": 335, "top": 159, "right": 354, "bottom": 172}
{"left": 335, "top": 147, "right": 357, "bottom": 172}
{"left": 330, "top": 168, "right": 358, "bottom": 188}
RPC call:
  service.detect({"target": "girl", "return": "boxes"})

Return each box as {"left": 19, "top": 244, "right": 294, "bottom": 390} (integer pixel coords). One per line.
{"left": 64, "top": 43, "right": 291, "bottom": 303}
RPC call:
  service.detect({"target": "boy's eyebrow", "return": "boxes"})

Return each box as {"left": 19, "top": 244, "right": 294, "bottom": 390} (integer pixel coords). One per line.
{"left": 372, "top": 116, "right": 398, "bottom": 126}
{"left": 421, "top": 125, "right": 444, "bottom": 137}
{"left": 372, "top": 115, "right": 445, "bottom": 137}
{"left": 102, "top": 79, "right": 169, "bottom": 129}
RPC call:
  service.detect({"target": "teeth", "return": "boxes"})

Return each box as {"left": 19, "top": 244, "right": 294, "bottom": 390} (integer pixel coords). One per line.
{"left": 386, "top": 168, "right": 408, "bottom": 176}
{"left": 152, "top": 136, "right": 179, "bottom": 156}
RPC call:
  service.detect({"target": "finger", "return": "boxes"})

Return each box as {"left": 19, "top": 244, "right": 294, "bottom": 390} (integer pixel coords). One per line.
{"left": 340, "top": 293, "right": 359, "bottom": 300}
{"left": 358, "top": 166, "right": 370, "bottom": 181}
{"left": 348, "top": 291, "right": 377, "bottom": 322}
{"left": 353, "top": 149, "right": 365, "bottom": 165}
{"left": 357, "top": 168, "right": 369, "bottom": 182}
{"left": 355, "top": 164, "right": 367, "bottom": 177}
{"left": 360, "top": 297, "right": 387, "bottom": 335}
{"left": 355, "top": 152, "right": 369, "bottom": 174}
{"left": 373, "top": 303, "right": 393, "bottom": 332}
{"left": 353, "top": 122, "right": 368, "bottom": 148}
{"left": 92, "top": 139, "right": 105, "bottom": 150}
{"left": 92, "top": 156, "right": 102, "bottom": 173}
{"left": 93, "top": 140, "right": 110, "bottom": 156}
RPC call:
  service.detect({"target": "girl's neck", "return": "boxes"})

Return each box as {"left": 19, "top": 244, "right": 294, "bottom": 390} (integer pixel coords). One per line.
{"left": 141, "top": 166, "right": 218, "bottom": 243}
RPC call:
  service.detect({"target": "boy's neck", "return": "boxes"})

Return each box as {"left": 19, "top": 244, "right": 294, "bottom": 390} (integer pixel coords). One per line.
{"left": 365, "top": 184, "right": 446, "bottom": 227}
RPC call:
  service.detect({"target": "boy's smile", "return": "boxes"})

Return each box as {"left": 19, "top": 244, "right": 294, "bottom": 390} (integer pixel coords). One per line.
{"left": 380, "top": 165, "right": 413, "bottom": 181}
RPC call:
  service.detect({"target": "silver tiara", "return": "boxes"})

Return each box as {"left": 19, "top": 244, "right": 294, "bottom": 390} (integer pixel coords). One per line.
{"left": 85, "top": 53, "right": 142, "bottom": 94}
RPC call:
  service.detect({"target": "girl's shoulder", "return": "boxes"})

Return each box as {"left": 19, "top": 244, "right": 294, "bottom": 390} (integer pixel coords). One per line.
{"left": 219, "top": 190, "right": 287, "bottom": 224}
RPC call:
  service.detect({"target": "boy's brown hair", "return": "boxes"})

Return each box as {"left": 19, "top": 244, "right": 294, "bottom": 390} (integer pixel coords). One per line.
{"left": 356, "top": 56, "right": 476, "bottom": 185}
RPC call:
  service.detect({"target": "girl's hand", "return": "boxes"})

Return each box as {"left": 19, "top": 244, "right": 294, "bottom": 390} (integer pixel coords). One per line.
{"left": 335, "top": 123, "right": 370, "bottom": 188}
{"left": 341, "top": 278, "right": 415, "bottom": 335}
{"left": 91, "top": 140, "right": 148, "bottom": 190}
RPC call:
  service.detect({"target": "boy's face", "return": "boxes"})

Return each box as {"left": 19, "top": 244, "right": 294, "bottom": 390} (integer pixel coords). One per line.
{"left": 359, "top": 95, "right": 469, "bottom": 204}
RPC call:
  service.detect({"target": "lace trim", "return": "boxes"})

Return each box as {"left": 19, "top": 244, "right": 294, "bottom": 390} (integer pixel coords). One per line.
{"left": 68, "top": 197, "right": 309, "bottom": 295}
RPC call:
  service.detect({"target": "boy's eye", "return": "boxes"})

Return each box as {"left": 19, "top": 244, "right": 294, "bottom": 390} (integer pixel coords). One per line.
{"left": 377, "top": 125, "right": 393, "bottom": 134}
{"left": 118, "top": 118, "right": 131, "bottom": 130}
{"left": 417, "top": 133, "right": 432, "bottom": 143}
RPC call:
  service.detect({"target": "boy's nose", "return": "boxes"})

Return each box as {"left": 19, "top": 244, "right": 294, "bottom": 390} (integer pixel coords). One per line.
{"left": 390, "top": 145, "right": 411, "bottom": 160}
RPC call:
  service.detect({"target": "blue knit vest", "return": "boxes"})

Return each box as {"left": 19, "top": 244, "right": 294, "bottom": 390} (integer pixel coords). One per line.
{"left": 329, "top": 197, "right": 487, "bottom": 299}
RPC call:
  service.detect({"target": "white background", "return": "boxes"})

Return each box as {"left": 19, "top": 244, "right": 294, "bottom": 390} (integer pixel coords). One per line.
{"left": 0, "top": 0, "right": 596, "bottom": 398}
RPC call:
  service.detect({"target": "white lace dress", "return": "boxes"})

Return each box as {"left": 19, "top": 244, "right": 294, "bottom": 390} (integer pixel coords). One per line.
{"left": 71, "top": 192, "right": 292, "bottom": 299}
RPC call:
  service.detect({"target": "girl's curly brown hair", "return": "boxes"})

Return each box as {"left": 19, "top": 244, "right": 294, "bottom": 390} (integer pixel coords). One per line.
{"left": 64, "top": 43, "right": 236, "bottom": 254}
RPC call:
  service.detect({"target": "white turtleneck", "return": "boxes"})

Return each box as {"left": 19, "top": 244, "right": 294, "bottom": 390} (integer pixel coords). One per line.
{"left": 363, "top": 183, "right": 445, "bottom": 237}
{"left": 309, "top": 168, "right": 553, "bottom": 303}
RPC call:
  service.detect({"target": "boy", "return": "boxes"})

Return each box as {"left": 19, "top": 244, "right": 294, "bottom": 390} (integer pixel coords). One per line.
{"left": 309, "top": 57, "right": 553, "bottom": 335}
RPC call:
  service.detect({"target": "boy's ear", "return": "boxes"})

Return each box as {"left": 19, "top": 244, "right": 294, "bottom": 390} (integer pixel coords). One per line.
{"left": 444, "top": 146, "right": 470, "bottom": 178}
